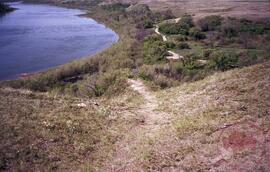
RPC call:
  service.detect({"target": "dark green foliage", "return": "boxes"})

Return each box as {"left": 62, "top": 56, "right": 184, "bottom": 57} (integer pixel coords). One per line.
{"left": 221, "top": 25, "right": 238, "bottom": 38}
{"left": 239, "top": 19, "right": 270, "bottom": 34}
{"left": 174, "top": 35, "right": 188, "bottom": 42}
{"left": 143, "top": 36, "right": 167, "bottom": 64}
{"left": 198, "top": 15, "right": 223, "bottom": 31}
{"left": 139, "top": 65, "right": 155, "bottom": 81}
{"left": 220, "top": 18, "right": 270, "bottom": 38}
{"left": 101, "top": 3, "right": 130, "bottom": 12}
{"left": 180, "top": 14, "right": 194, "bottom": 28}
{"left": 189, "top": 28, "right": 206, "bottom": 40}
{"left": 159, "top": 14, "right": 193, "bottom": 35}
{"left": 202, "top": 49, "right": 214, "bottom": 59}
{"left": 154, "top": 10, "right": 175, "bottom": 22}
{"left": 177, "top": 42, "right": 190, "bottom": 49}
{"left": 159, "top": 22, "right": 183, "bottom": 35}
{"left": 211, "top": 51, "right": 239, "bottom": 71}
{"left": 143, "top": 20, "right": 153, "bottom": 29}
{"left": 165, "top": 42, "right": 176, "bottom": 49}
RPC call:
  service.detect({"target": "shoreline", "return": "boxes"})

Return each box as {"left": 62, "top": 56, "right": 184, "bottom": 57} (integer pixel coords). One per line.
{"left": 0, "top": 1, "right": 120, "bottom": 82}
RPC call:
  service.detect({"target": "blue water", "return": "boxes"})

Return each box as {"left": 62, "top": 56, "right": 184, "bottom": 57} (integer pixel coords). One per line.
{"left": 0, "top": 2, "right": 118, "bottom": 80}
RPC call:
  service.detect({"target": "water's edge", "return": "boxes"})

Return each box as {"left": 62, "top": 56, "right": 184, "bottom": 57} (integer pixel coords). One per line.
{"left": 0, "top": 2, "right": 119, "bottom": 81}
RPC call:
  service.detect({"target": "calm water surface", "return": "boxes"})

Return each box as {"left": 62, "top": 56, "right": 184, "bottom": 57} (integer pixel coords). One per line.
{"left": 0, "top": 2, "right": 118, "bottom": 80}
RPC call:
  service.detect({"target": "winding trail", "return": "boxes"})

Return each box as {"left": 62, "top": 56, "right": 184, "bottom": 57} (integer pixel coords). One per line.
{"left": 154, "top": 17, "right": 184, "bottom": 60}
{"left": 102, "top": 79, "right": 170, "bottom": 171}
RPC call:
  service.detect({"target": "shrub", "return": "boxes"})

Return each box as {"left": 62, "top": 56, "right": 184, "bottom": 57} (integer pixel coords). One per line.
{"left": 135, "top": 29, "right": 153, "bottom": 41}
{"left": 174, "top": 35, "right": 188, "bottom": 42}
{"left": 143, "top": 20, "right": 154, "bottom": 28}
{"left": 239, "top": 19, "right": 270, "bottom": 34}
{"left": 154, "top": 9, "right": 175, "bottom": 22}
{"left": 211, "top": 51, "right": 239, "bottom": 71}
{"left": 85, "top": 70, "right": 130, "bottom": 97}
{"left": 139, "top": 65, "right": 155, "bottom": 81}
{"left": 102, "top": 3, "right": 130, "bottom": 12}
{"left": 177, "top": 42, "right": 190, "bottom": 49}
{"left": 221, "top": 24, "right": 238, "bottom": 38}
{"left": 165, "top": 42, "right": 176, "bottom": 49}
{"left": 159, "top": 14, "right": 194, "bottom": 35}
{"left": 154, "top": 75, "right": 175, "bottom": 89}
{"left": 159, "top": 23, "right": 183, "bottom": 35}
{"left": 198, "top": 15, "right": 223, "bottom": 31}
{"left": 180, "top": 14, "right": 194, "bottom": 28}
{"left": 202, "top": 49, "right": 213, "bottom": 59}
{"left": 189, "top": 28, "right": 206, "bottom": 40}
{"left": 143, "top": 36, "right": 167, "bottom": 64}
{"left": 170, "top": 62, "right": 184, "bottom": 78}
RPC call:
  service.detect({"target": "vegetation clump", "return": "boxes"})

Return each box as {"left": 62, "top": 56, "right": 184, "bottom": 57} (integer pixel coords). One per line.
{"left": 101, "top": 3, "right": 130, "bottom": 12}
{"left": 159, "top": 14, "right": 193, "bottom": 35}
{"left": 143, "top": 35, "right": 167, "bottom": 64}
{"left": 210, "top": 51, "right": 239, "bottom": 71}
{"left": 189, "top": 28, "right": 206, "bottom": 40}
{"left": 198, "top": 15, "right": 223, "bottom": 31}
{"left": 0, "top": 2, "right": 15, "bottom": 15}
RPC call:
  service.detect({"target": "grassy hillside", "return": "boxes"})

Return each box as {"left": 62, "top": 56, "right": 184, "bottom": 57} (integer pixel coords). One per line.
{"left": 1, "top": 62, "right": 269, "bottom": 171}
{"left": 0, "top": 0, "right": 269, "bottom": 171}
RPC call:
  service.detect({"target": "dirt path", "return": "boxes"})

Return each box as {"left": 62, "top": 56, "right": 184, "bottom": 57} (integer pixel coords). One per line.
{"left": 154, "top": 19, "right": 184, "bottom": 60}
{"left": 101, "top": 79, "right": 170, "bottom": 171}
{"left": 128, "top": 79, "right": 169, "bottom": 125}
{"left": 154, "top": 25, "right": 167, "bottom": 42}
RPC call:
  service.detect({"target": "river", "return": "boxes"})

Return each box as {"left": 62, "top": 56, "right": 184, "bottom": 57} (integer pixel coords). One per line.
{"left": 0, "top": 2, "right": 118, "bottom": 80}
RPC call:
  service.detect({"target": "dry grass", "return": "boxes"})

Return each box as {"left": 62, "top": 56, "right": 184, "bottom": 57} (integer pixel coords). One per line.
{"left": 139, "top": 61, "right": 270, "bottom": 171}
{"left": 0, "top": 88, "right": 122, "bottom": 171}
{"left": 114, "top": 0, "right": 270, "bottom": 21}
{"left": 1, "top": 59, "right": 269, "bottom": 172}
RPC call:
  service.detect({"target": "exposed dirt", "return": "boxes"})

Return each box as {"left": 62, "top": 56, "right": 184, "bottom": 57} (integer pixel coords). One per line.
{"left": 154, "top": 20, "right": 184, "bottom": 60}
{"left": 101, "top": 79, "right": 171, "bottom": 171}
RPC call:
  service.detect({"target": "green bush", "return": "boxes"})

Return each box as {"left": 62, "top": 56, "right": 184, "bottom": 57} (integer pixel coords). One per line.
{"left": 211, "top": 51, "right": 239, "bottom": 71}
{"left": 202, "top": 49, "right": 213, "bottom": 59}
{"left": 85, "top": 70, "right": 130, "bottom": 97}
{"left": 154, "top": 9, "right": 175, "bottom": 22}
{"left": 165, "top": 42, "right": 176, "bottom": 49}
{"left": 177, "top": 42, "right": 190, "bottom": 49}
{"left": 239, "top": 19, "right": 269, "bottom": 34}
{"left": 174, "top": 35, "right": 188, "bottom": 42}
{"left": 143, "top": 36, "right": 167, "bottom": 64}
{"left": 198, "top": 15, "right": 223, "bottom": 31}
{"left": 143, "top": 20, "right": 154, "bottom": 28}
{"left": 221, "top": 25, "right": 238, "bottom": 38}
{"left": 139, "top": 65, "right": 155, "bottom": 81}
{"left": 189, "top": 28, "right": 206, "bottom": 40}
{"left": 159, "top": 14, "right": 194, "bottom": 35}
{"left": 101, "top": 3, "right": 130, "bottom": 12}
{"left": 180, "top": 14, "right": 194, "bottom": 28}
